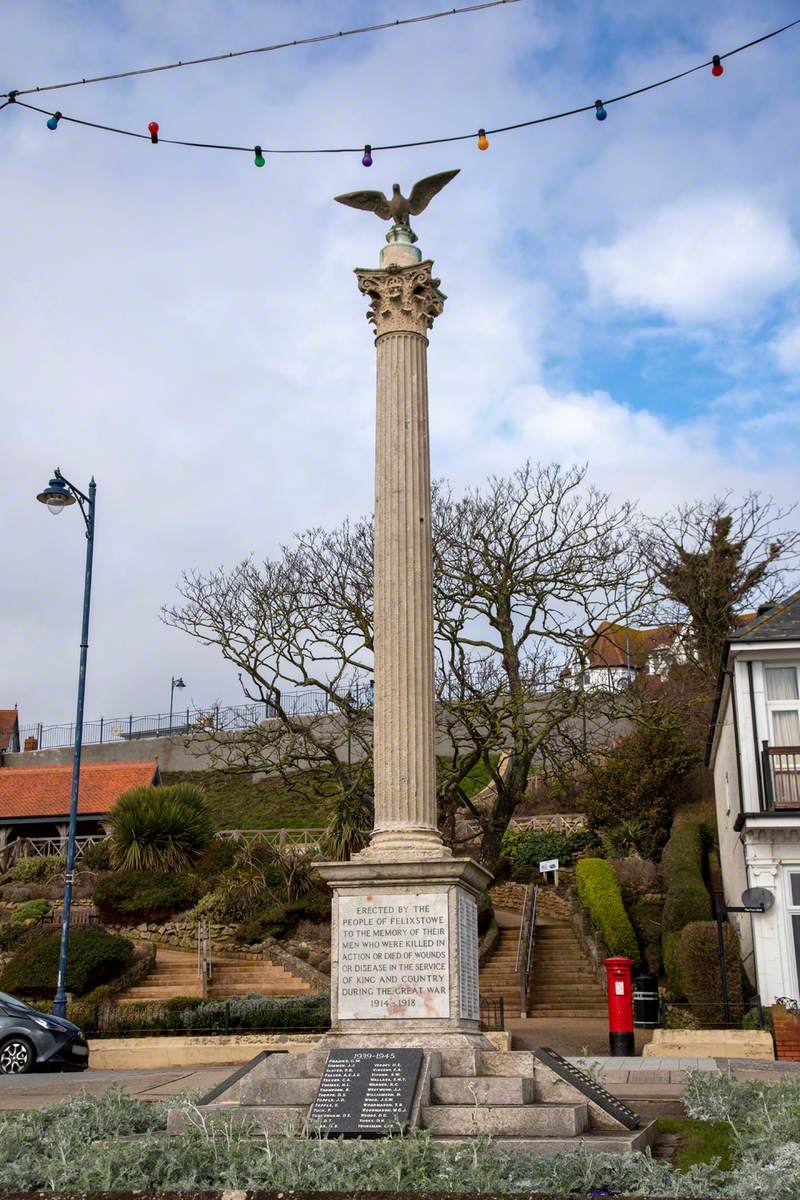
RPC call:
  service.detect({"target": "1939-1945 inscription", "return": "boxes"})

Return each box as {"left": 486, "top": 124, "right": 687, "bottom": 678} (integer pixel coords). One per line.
{"left": 309, "top": 1048, "right": 424, "bottom": 1135}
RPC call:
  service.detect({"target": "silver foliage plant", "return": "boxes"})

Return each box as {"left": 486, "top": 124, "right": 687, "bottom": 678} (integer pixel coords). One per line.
{"left": 1, "top": 1074, "right": 799, "bottom": 1197}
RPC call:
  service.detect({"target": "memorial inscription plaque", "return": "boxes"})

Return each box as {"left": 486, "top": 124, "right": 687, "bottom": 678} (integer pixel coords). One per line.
{"left": 457, "top": 890, "right": 480, "bottom": 1021}
{"left": 309, "top": 1048, "right": 424, "bottom": 1135}
{"left": 338, "top": 891, "right": 449, "bottom": 1019}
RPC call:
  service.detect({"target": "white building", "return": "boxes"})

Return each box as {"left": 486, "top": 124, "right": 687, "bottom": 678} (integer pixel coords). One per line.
{"left": 568, "top": 622, "right": 684, "bottom": 692}
{"left": 709, "top": 592, "right": 800, "bottom": 1005}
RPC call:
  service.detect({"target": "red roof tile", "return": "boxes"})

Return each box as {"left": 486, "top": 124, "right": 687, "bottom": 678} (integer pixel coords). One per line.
{"left": 0, "top": 760, "right": 158, "bottom": 821}
{"left": 0, "top": 711, "right": 19, "bottom": 753}
{"left": 585, "top": 622, "right": 679, "bottom": 670}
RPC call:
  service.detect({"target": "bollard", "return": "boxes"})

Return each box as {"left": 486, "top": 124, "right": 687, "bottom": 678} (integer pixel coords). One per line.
{"left": 603, "top": 956, "right": 635, "bottom": 1055}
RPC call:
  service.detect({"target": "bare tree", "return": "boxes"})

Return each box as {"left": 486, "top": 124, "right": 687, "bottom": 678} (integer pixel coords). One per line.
{"left": 164, "top": 462, "right": 643, "bottom": 871}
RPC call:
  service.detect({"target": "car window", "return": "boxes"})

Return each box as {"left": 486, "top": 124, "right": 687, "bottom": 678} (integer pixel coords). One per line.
{"left": 0, "top": 991, "right": 33, "bottom": 1013}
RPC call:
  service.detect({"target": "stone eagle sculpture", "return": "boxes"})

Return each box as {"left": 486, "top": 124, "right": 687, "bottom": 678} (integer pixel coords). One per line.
{"left": 334, "top": 169, "right": 460, "bottom": 230}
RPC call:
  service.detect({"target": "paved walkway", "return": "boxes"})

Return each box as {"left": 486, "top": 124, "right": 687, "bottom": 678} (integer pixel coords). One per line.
{"left": 0, "top": 1067, "right": 230, "bottom": 1110}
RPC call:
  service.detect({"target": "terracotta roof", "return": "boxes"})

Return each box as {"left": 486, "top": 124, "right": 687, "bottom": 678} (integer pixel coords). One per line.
{"left": 0, "top": 711, "right": 19, "bottom": 753}
{"left": 585, "top": 622, "right": 679, "bottom": 671}
{"left": 0, "top": 760, "right": 159, "bottom": 821}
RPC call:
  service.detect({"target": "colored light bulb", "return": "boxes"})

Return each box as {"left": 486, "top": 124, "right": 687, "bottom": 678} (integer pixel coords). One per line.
{"left": 254, "top": 145, "right": 265, "bottom": 167}
{"left": 595, "top": 100, "right": 607, "bottom": 121}
{"left": 711, "top": 54, "right": 724, "bottom": 77}
{"left": 362, "top": 144, "right": 373, "bottom": 167}
{"left": 477, "top": 128, "right": 489, "bottom": 151}
{"left": 46, "top": 111, "right": 62, "bottom": 131}
{"left": 148, "top": 121, "right": 159, "bottom": 143}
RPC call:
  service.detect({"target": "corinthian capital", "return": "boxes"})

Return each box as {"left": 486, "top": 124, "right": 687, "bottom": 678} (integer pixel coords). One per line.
{"left": 355, "top": 260, "right": 446, "bottom": 337}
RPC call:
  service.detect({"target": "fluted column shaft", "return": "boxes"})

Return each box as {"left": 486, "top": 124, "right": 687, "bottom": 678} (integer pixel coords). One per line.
{"left": 355, "top": 258, "right": 449, "bottom": 860}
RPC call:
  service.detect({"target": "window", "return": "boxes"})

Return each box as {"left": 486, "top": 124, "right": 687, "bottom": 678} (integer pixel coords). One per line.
{"left": 785, "top": 871, "right": 800, "bottom": 1002}
{"left": 764, "top": 666, "right": 800, "bottom": 807}
{"left": 765, "top": 666, "right": 800, "bottom": 745}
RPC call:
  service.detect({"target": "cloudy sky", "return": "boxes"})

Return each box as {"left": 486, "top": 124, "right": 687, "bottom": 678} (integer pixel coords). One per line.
{"left": 2, "top": 0, "right": 799, "bottom": 731}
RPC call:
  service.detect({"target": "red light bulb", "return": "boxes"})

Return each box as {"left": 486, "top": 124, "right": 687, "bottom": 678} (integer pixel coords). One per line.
{"left": 148, "top": 121, "right": 159, "bottom": 143}
{"left": 711, "top": 55, "right": 724, "bottom": 77}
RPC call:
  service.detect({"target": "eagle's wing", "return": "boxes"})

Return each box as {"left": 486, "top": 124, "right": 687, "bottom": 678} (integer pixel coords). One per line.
{"left": 334, "top": 189, "right": 391, "bottom": 220}
{"left": 408, "top": 169, "right": 460, "bottom": 216}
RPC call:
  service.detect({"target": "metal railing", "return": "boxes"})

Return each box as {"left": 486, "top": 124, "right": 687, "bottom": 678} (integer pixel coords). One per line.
{"left": 1, "top": 833, "right": 106, "bottom": 871}
{"left": 515, "top": 883, "right": 538, "bottom": 1019}
{"left": 16, "top": 686, "right": 357, "bottom": 752}
{"left": 197, "top": 920, "right": 212, "bottom": 999}
{"left": 479, "top": 996, "right": 505, "bottom": 1032}
{"left": 762, "top": 741, "right": 800, "bottom": 809}
{"left": 216, "top": 827, "right": 326, "bottom": 851}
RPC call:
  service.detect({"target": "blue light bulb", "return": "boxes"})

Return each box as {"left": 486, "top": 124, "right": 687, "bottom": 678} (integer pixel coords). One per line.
{"left": 46, "top": 112, "right": 62, "bottom": 130}
{"left": 595, "top": 100, "right": 607, "bottom": 121}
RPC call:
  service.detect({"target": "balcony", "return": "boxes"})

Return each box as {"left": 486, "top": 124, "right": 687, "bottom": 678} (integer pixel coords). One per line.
{"left": 762, "top": 742, "right": 800, "bottom": 810}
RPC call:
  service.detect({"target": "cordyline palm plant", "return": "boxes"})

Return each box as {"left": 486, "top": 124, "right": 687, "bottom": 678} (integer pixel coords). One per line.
{"left": 107, "top": 783, "right": 214, "bottom": 872}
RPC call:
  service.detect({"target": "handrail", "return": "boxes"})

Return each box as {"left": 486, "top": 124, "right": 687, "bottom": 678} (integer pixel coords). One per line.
{"left": 197, "top": 919, "right": 212, "bottom": 998}
{"left": 515, "top": 884, "right": 538, "bottom": 1019}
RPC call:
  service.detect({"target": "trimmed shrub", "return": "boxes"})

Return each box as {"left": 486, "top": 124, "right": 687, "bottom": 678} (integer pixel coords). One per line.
{"left": 676, "top": 920, "right": 744, "bottom": 1025}
{"left": 661, "top": 821, "right": 711, "bottom": 992}
{"left": 6, "top": 854, "right": 66, "bottom": 883}
{"left": 575, "top": 857, "right": 640, "bottom": 963}
{"left": 55, "top": 991, "right": 330, "bottom": 1038}
{"left": 501, "top": 827, "right": 595, "bottom": 872}
{"left": 107, "top": 783, "right": 214, "bottom": 871}
{"left": 10, "top": 898, "right": 50, "bottom": 927}
{"left": 0, "top": 925, "right": 134, "bottom": 998}
{"left": 94, "top": 871, "right": 202, "bottom": 924}
{"left": 239, "top": 890, "right": 331, "bottom": 944}
{"left": 628, "top": 896, "right": 664, "bottom": 975}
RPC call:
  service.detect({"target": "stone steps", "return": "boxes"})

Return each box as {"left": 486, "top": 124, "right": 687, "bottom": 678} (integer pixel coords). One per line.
{"left": 115, "top": 944, "right": 312, "bottom": 1003}
{"left": 421, "top": 1102, "right": 589, "bottom": 1137}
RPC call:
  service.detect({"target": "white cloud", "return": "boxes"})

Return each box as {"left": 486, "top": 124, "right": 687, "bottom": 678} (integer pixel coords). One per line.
{"left": 582, "top": 195, "right": 800, "bottom": 323}
{"left": 773, "top": 322, "right": 800, "bottom": 374}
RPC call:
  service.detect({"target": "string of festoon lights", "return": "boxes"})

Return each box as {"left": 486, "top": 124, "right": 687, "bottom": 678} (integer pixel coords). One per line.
{"left": 2, "top": 12, "right": 799, "bottom": 167}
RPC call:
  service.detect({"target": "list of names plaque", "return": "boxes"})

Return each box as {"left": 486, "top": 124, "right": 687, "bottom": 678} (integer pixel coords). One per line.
{"left": 338, "top": 891, "right": 449, "bottom": 1019}
{"left": 457, "top": 889, "right": 480, "bottom": 1021}
{"left": 309, "top": 1048, "right": 424, "bottom": 1135}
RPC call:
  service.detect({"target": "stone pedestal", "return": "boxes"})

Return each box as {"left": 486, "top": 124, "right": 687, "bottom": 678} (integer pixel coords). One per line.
{"left": 316, "top": 856, "right": 493, "bottom": 1066}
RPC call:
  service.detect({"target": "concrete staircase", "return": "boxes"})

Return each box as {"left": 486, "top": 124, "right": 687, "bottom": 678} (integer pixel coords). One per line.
{"left": 117, "top": 946, "right": 312, "bottom": 1003}
{"left": 169, "top": 1046, "right": 655, "bottom": 1155}
{"left": 527, "top": 920, "right": 607, "bottom": 1019}
{"left": 479, "top": 926, "right": 524, "bottom": 1018}
{"left": 480, "top": 889, "right": 607, "bottom": 1020}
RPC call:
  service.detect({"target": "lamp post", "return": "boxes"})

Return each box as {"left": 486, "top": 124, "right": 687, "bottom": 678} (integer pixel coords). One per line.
{"left": 169, "top": 675, "right": 186, "bottom": 733}
{"left": 36, "top": 469, "right": 96, "bottom": 1019}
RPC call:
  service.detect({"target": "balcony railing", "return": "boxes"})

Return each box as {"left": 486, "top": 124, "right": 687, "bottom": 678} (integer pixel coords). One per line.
{"left": 762, "top": 741, "right": 800, "bottom": 810}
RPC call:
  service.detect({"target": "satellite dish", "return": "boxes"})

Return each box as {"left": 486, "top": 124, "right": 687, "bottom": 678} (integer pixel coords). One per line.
{"left": 741, "top": 887, "right": 775, "bottom": 912}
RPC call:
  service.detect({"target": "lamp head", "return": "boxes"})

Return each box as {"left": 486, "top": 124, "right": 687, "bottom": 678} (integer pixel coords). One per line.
{"left": 36, "top": 477, "right": 75, "bottom": 516}
{"left": 174, "top": 677, "right": 186, "bottom": 689}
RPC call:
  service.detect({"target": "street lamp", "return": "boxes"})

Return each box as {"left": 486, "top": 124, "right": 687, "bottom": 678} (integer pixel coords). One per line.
{"left": 169, "top": 675, "right": 186, "bottom": 733}
{"left": 36, "top": 468, "right": 96, "bottom": 1020}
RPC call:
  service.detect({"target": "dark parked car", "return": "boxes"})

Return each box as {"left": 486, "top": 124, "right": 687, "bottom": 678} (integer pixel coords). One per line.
{"left": 0, "top": 991, "right": 89, "bottom": 1074}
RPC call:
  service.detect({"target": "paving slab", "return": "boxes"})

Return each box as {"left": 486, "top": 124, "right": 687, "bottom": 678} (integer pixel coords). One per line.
{"left": 0, "top": 1066, "right": 230, "bottom": 1110}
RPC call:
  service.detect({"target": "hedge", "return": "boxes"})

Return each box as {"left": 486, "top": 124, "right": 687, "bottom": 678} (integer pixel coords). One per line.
{"left": 93, "top": 870, "right": 202, "bottom": 924}
{"left": 628, "top": 896, "right": 663, "bottom": 975}
{"left": 575, "top": 857, "right": 640, "bottom": 964}
{"left": 10, "top": 898, "right": 50, "bottom": 927}
{"left": 239, "top": 890, "right": 331, "bottom": 944}
{"left": 0, "top": 926, "right": 134, "bottom": 999}
{"left": 500, "top": 827, "right": 595, "bottom": 871}
{"left": 675, "top": 920, "right": 744, "bottom": 1025}
{"left": 63, "top": 991, "right": 331, "bottom": 1036}
{"left": 661, "top": 822, "right": 712, "bottom": 991}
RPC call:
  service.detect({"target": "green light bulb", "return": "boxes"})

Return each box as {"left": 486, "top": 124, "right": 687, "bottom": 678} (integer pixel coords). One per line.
{"left": 254, "top": 145, "right": 266, "bottom": 168}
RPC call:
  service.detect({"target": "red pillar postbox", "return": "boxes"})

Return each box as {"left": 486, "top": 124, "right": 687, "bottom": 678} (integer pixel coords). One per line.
{"left": 603, "top": 956, "right": 635, "bottom": 1056}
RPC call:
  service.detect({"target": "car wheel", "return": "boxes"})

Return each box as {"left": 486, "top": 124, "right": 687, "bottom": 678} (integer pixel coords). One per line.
{"left": 0, "top": 1037, "right": 35, "bottom": 1074}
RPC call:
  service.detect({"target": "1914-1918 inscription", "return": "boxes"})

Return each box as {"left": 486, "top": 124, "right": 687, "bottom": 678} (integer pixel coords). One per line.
{"left": 309, "top": 1048, "right": 424, "bottom": 1135}
{"left": 338, "top": 892, "right": 449, "bottom": 1020}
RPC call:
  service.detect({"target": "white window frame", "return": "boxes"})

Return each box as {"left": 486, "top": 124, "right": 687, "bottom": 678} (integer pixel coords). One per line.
{"left": 783, "top": 868, "right": 800, "bottom": 1002}
{"left": 764, "top": 664, "right": 800, "bottom": 746}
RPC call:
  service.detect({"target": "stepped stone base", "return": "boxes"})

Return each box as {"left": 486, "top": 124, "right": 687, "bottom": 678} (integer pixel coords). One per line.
{"left": 167, "top": 1046, "right": 656, "bottom": 1155}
